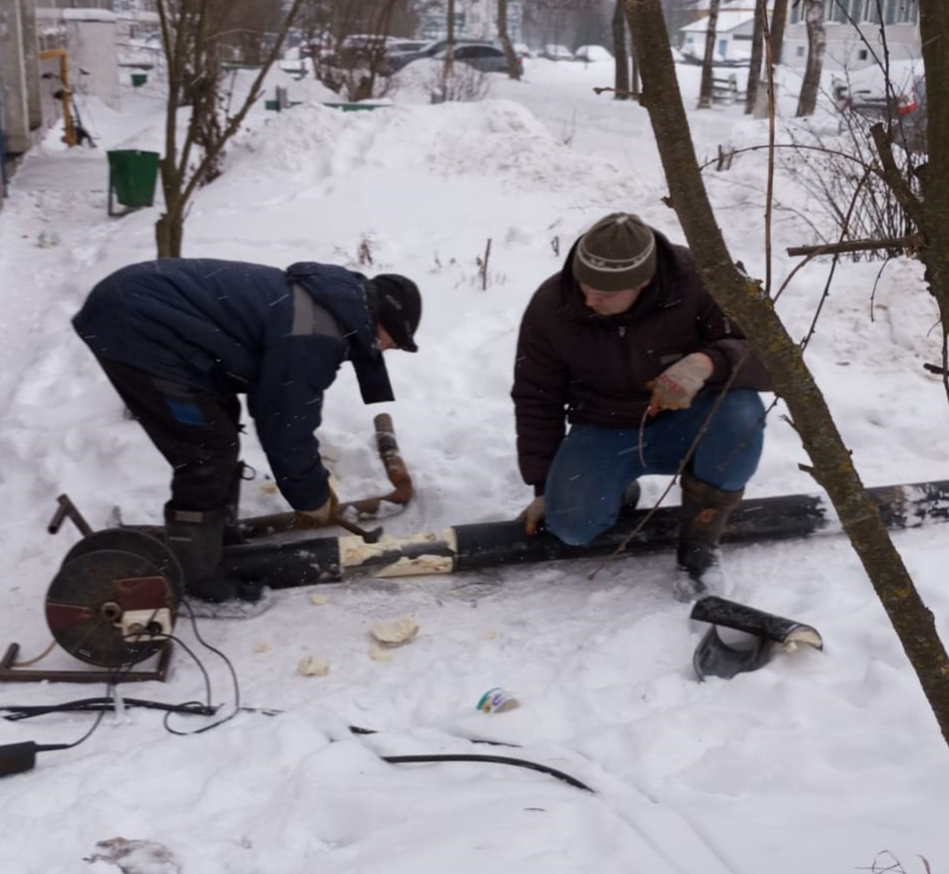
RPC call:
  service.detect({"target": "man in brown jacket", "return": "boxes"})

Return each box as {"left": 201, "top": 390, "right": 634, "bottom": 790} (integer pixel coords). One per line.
{"left": 511, "top": 212, "right": 772, "bottom": 600}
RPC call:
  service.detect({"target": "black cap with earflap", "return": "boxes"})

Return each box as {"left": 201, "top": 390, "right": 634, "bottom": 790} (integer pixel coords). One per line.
{"left": 373, "top": 274, "right": 422, "bottom": 352}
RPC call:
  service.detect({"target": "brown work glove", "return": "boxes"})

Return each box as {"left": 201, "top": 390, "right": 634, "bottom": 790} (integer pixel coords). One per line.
{"left": 518, "top": 495, "right": 546, "bottom": 536}
{"left": 647, "top": 352, "right": 714, "bottom": 415}
{"left": 294, "top": 487, "right": 339, "bottom": 529}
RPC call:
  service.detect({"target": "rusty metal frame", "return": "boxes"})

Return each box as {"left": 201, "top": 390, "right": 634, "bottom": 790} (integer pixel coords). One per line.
{"left": 0, "top": 641, "right": 173, "bottom": 684}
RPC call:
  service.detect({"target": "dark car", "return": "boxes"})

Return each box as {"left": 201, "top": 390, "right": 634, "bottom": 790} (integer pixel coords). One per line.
{"left": 388, "top": 38, "right": 502, "bottom": 73}
{"left": 833, "top": 64, "right": 927, "bottom": 154}
{"left": 433, "top": 44, "right": 522, "bottom": 76}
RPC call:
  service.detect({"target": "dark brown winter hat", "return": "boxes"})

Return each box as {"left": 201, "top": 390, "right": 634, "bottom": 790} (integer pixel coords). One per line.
{"left": 572, "top": 212, "right": 657, "bottom": 292}
{"left": 374, "top": 273, "right": 421, "bottom": 352}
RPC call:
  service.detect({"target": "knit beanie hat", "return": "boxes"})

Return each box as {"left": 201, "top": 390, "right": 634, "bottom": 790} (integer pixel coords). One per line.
{"left": 373, "top": 274, "right": 421, "bottom": 352}
{"left": 571, "top": 213, "right": 657, "bottom": 292}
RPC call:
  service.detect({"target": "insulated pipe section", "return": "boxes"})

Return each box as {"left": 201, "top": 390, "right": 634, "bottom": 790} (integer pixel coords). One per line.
{"left": 221, "top": 479, "right": 949, "bottom": 588}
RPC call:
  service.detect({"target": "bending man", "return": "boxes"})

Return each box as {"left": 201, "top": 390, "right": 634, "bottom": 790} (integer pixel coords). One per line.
{"left": 74, "top": 259, "right": 421, "bottom": 603}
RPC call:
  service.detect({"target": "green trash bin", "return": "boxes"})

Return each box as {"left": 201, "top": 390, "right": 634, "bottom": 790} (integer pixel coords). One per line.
{"left": 107, "top": 149, "right": 160, "bottom": 217}
{"left": 131, "top": 73, "right": 148, "bottom": 87}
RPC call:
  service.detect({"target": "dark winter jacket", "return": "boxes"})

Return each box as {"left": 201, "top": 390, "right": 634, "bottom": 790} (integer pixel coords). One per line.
{"left": 511, "top": 230, "right": 772, "bottom": 492}
{"left": 73, "top": 258, "right": 393, "bottom": 511}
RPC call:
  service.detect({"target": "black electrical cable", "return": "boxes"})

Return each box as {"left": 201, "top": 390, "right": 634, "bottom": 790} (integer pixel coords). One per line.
{"left": 182, "top": 599, "right": 241, "bottom": 714}
{"left": 346, "top": 724, "right": 518, "bottom": 747}
{"left": 2, "top": 699, "right": 592, "bottom": 791}
{"left": 157, "top": 601, "right": 242, "bottom": 736}
{"left": 381, "top": 753, "right": 594, "bottom": 793}
{"left": 3, "top": 610, "right": 592, "bottom": 791}
{"left": 1, "top": 698, "right": 215, "bottom": 721}
{"left": 45, "top": 697, "right": 111, "bottom": 751}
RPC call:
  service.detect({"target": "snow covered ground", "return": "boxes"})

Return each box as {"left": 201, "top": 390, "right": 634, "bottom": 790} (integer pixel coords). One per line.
{"left": 0, "top": 56, "right": 947, "bottom": 874}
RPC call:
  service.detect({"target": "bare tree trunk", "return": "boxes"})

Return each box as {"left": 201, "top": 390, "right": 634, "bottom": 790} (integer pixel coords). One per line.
{"left": 155, "top": 0, "right": 305, "bottom": 257}
{"left": 629, "top": 4, "right": 640, "bottom": 96}
{"left": 744, "top": 0, "right": 765, "bottom": 114}
{"left": 613, "top": 0, "right": 630, "bottom": 100}
{"left": 796, "top": 0, "right": 825, "bottom": 117}
{"left": 770, "top": 0, "right": 789, "bottom": 64}
{"left": 753, "top": 0, "right": 788, "bottom": 118}
{"left": 444, "top": 0, "right": 455, "bottom": 78}
{"left": 623, "top": 0, "right": 949, "bottom": 747}
{"left": 697, "top": 0, "right": 721, "bottom": 109}
{"left": 498, "top": 0, "right": 522, "bottom": 81}
{"left": 916, "top": 0, "right": 949, "bottom": 395}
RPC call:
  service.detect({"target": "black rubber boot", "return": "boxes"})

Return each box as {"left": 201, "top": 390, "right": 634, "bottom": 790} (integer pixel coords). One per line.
{"left": 222, "top": 462, "right": 247, "bottom": 546}
{"left": 164, "top": 505, "right": 258, "bottom": 603}
{"left": 674, "top": 473, "right": 744, "bottom": 602}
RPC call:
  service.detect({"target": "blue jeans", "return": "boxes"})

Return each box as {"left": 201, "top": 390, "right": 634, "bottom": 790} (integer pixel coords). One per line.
{"left": 545, "top": 389, "right": 765, "bottom": 545}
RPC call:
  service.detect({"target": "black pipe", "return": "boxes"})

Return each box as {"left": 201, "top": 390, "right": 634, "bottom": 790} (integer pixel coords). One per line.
{"left": 221, "top": 479, "right": 949, "bottom": 588}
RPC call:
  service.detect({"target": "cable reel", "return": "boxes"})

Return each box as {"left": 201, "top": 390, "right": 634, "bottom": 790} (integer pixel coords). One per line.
{"left": 45, "top": 529, "right": 182, "bottom": 669}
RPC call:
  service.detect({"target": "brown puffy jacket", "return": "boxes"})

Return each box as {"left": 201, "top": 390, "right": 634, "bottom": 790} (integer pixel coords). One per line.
{"left": 511, "top": 230, "right": 772, "bottom": 492}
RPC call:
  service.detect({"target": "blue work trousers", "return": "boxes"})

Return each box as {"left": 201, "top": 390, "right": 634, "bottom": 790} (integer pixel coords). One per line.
{"left": 545, "top": 389, "right": 766, "bottom": 545}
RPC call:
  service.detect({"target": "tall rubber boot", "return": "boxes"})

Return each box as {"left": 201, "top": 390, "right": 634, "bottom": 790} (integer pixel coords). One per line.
{"left": 222, "top": 462, "right": 246, "bottom": 546}
{"left": 164, "top": 505, "right": 246, "bottom": 603}
{"left": 673, "top": 473, "right": 744, "bottom": 603}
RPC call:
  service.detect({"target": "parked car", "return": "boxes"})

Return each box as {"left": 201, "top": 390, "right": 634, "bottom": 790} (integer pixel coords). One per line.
{"left": 433, "top": 44, "right": 523, "bottom": 76}
{"left": 833, "top": 63, "right": 927, "bottom": 154}
{"left": 388, "top": 39, "right": 429, "bottom": 56}
{"left": 330, "top": 34, "right": 398, "bottom": 70}
{"left": 678, "top": 48, "right": 703, "bottom": 66}
{"left": 388, "top": 37, "right": 501, "bottom": 73}
{"left": 574, "top": 45, "right": 612, "bottom": 63}
{"left": 540, "top": 44, "right": 574, "bottom": 61}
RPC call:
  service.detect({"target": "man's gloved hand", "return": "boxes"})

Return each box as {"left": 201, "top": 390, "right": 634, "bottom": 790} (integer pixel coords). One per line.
{"left": 294, "top": 488, "right": 339, "bottom": 529}
{"left": 518, "top": 495, "right": 546, "bottom": 536}
{"left": 647, "top": 352, "right": 714, "bottom": 415}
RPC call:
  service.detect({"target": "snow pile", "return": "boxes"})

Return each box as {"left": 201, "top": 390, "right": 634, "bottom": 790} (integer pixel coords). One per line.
{"left": 0, "top": 57, "right": 946, "bottom": 874}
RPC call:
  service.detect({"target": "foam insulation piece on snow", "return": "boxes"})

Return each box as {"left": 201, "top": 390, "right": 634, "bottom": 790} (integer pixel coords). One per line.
{"left": 298, "top": 656, "right": 331, "bottom": 676}
{"left": 370, "top": 615, "right": 419, "bottom": 646}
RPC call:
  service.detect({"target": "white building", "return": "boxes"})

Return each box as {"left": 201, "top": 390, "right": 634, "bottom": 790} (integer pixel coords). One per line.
{"left": 417, "top": 0, "right": 522, "bottom": 43}
{"left": 782, "top": 0, "right": 920, "bottom": 69}
{"left": 678, "top": 0, "right": 920, "bottom": 70}
{"left": 680, "top": 9, "right": 757, "bottom": 63}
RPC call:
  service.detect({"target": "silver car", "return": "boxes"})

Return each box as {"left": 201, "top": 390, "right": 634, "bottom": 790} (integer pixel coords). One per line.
{"left": 834, "top": 65, "right": 927, "bottom": 154}
{"left": 433, "top": 44, "right": 523, "bottom": 75}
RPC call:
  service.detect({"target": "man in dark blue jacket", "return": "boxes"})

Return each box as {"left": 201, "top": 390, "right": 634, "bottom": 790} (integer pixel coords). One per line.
{"left": 74, "top": 259, "right": 421, "bottom": 603}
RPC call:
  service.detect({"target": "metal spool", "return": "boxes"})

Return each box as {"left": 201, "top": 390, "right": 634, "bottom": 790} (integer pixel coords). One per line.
{"left": 61, "top": 528, "right": 184, "bottom": 596}
{"left": 46, "top": 548, "right": 180, "bottom": 668}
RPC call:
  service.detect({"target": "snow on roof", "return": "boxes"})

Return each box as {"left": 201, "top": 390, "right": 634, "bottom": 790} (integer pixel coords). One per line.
{"left": 683, "top": 0, "right": 762, "bottom": 10}
{"left": 680, "top": 10, "right": 755, "bottom": 34}
{"left": 63, "top": 9, "right": 117, "bottom": 22}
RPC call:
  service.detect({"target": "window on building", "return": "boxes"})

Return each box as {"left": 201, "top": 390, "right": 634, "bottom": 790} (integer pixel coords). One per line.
{"left": 861, "top": 0, "right": 881, "bottom": 23}
{"left": 825, "top": 0, "right": 847, "bottom": 22}
{"left": 843, "top": 0, "right": 863, "bottom": 21}
{"left": 895, "top": 0, "right": 918, "bottom": 23}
